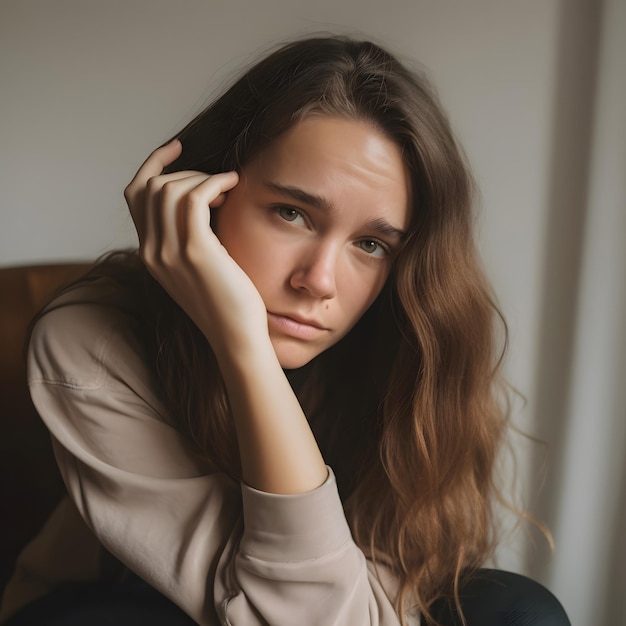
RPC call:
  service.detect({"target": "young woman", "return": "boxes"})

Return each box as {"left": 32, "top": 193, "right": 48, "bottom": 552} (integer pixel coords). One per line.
{"left": 1, "top": 36, "right": 569, "bottom": 625}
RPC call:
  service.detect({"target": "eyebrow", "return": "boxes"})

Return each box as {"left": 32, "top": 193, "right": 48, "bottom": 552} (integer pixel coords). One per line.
{"left": 264, "top": 181, "right": 407, "bottom": 240}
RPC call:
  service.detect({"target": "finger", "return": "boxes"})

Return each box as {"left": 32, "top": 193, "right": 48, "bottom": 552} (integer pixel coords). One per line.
{"left": 156, "top": 174, "right": 215, "bottom": 257}
{"left": 125, "top": 139, "right": 183, "bottom": 199}
{"left": 185, "top": 172, "right": 239, "bottom": 251}
{"left": 125, "top": 141, "right": 183, "bottom": 240}
{"left": 137, "top": 171, "right": 208, "bottom": 247}
{"left": 141, "top": 172, "right": 210, "bottom": 261}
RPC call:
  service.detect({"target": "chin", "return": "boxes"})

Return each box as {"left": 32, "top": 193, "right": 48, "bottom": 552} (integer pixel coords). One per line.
{"left": 273, "top": 342, "right": 325, "bottom": 371}
{"left": 276, "top": 353, "right": 318, "bottom": 371}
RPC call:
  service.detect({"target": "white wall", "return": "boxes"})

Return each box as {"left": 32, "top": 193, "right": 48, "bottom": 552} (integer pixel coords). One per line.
{"left": 3, "top": 0, "right": 617, "bottom": 623}
{"left": 0, "top": 0, "right": 559, "bottom": 451}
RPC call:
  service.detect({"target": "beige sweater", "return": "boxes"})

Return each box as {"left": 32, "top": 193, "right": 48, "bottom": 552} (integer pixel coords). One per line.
{"left": 1, "top": 283, "right": 418, "bottom": 625}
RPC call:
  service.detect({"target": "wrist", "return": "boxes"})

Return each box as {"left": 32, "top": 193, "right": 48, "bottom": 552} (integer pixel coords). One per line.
{"left": 210, "top": 324, "right": 275, "bottom": 376}
{"left": 213, "top": 331, "right": 327, "bottom": 494}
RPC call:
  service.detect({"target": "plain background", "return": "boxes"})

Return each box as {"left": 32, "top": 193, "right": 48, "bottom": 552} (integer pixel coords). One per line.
{"left": 1, "top": 1, "right": 624, "bottom": 624}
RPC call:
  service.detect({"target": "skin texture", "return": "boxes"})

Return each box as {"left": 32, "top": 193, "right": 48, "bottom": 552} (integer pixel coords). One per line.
{"left": 123, "top": 116, "right": 411, "bottom": 494}
{"left": 214, "top": 116, "right": 412, "bottom": 368}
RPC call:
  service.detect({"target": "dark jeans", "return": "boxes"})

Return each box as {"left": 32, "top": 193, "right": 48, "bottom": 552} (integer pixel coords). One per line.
{"left": 430, "top": 569, "right": 570, "bottom": 625}
{"left": 4, "top": 569, "right": 570, "bottom": 625}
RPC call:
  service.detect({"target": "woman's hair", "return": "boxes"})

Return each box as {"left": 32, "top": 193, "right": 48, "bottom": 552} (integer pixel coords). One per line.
{"left": 54, "top": 36, "right": 509, "bottom": 624}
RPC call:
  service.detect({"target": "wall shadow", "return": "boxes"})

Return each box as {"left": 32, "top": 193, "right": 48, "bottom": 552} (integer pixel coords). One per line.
{"left": 526, "top": 0, "right": 603, "bottom": 577}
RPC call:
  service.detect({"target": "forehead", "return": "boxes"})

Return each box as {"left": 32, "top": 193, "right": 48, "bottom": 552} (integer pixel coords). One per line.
{"left": 244, "top": 116, "right": 412, "bottom": 229}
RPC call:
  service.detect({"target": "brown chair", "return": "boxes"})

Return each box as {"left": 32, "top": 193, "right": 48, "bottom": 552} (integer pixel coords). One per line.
{"left": 0, "top": 263, "right": 92, "bottom": 593}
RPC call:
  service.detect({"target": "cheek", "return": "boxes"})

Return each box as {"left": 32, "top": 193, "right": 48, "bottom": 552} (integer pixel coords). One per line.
{"left": 212, "top": 184, "right": 255, "bottom": 249}
{"left": 225, "top": 238, "right": 265, "bottom": 278}
{"left": 219, "top": 225, "right": 284, "bottom": 295}
{"left": 238, "top": 253, "right": 280, "bottom": 294}
{"left": 339, "top": 275, "right": 388, "bottom": 326}
{"left": 214, "top": 206, "right": 259, "bottom": 267}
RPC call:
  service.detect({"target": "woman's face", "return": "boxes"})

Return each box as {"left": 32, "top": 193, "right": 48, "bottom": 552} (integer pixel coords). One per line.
{"left": 214, "top": 115, "right": 411, "bottom": 369}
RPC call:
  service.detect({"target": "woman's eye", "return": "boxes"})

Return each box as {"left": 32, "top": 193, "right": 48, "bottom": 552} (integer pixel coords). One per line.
{"left": 358, "top": 240, "right": 388, "bottom": 258}
{"left": 277, "top": 206, "right": 304, "bottom": 223}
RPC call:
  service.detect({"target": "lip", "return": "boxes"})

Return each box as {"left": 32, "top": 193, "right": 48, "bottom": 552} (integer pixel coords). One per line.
{"left": 267, "top": 312, "right": 329, "bottom": 340}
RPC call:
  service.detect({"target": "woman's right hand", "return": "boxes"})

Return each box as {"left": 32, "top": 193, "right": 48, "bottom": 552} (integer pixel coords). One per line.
{"left": 124, "top": 141, "right": 328, "bottom": 496}
{"left": 123, "top": 140, "right": 270, "bottom": 361}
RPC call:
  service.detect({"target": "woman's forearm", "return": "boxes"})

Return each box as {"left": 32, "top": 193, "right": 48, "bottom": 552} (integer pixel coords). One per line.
{"left": 217, "top": 338, "right": 328, "bottom": 495}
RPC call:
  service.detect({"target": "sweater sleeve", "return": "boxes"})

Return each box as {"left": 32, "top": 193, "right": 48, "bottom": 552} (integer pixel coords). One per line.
{"left": 26, "top": 296, "right": 416, "bottom": 625}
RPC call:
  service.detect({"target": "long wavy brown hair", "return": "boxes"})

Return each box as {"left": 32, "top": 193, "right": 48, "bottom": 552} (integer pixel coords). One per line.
{"left": 61, "top": 36, "right": 510, "bottom": 624}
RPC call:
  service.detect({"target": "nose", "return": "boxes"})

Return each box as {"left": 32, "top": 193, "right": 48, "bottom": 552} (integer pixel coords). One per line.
{"left": 289, "top": 242, "right": 338, "bottom": 299}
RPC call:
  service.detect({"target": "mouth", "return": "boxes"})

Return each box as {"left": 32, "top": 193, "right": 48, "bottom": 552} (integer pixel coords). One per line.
{"left": 267, "top": 312, "right": 329, "bottom": 340}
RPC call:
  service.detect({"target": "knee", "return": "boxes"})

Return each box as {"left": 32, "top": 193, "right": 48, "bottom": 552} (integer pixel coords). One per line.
{"left": 431, "top": 569, "right": 570, "bottom": 626}
{"left": 483, "top": 570, "right": 570, "bottom": 625}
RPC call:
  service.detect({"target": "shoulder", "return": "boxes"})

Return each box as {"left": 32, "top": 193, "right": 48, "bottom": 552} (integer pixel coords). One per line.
{"left": 27, "top": 276, "right": 175, "bottom": 436}
{"left": 28, "top": 277, "right": 154, "bottom": 396}
{"left": 27, "top": 277, "right": 213, "bottom": 478}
